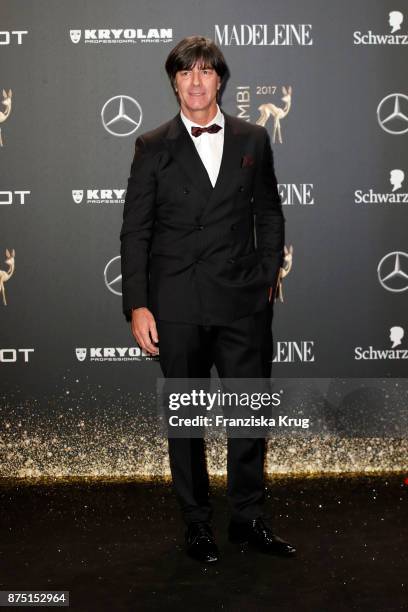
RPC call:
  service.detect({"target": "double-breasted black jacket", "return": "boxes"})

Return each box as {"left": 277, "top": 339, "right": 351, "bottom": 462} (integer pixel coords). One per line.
{"left": 120, "top": 109, "right": 285, "bottom": 325}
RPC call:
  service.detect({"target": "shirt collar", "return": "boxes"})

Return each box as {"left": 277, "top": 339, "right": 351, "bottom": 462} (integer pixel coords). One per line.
{"left": 180, "top": 104, "right": 224, "bottom": 134}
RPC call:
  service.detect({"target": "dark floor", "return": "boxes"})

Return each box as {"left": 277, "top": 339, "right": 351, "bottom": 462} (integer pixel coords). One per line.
{"left": 0, "top": 473, "right": 407, "bottom": 611}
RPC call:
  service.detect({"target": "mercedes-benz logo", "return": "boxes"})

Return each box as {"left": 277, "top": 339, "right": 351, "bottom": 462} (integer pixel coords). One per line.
{"left": 377, "top": 251, "right": 408, "bottom": 292}
{"left": 377, "top": 93, "right": 408, "bottom": 135}
{"left": 101, "top": 95, "right": 142, "bottom": 137}
{"left": 104, "top": 256, "right": 122, "bottom": 295}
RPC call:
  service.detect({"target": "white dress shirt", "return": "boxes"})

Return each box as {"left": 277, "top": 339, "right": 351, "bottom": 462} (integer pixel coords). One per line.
{"left": 180, "top": 104, "right": 225, "bottom": 187}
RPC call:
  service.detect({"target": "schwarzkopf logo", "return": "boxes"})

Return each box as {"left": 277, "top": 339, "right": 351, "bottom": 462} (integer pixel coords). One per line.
{"left": 354, "top": 11, "right": 408, "bottom": 45}
{"left": 354, "top": 326, "right": 408, "bottom": 360}
{"left": 354, "top": 169, "right": 408, "bottom": 204}
{"left": 69, "top": 28, "right": 173, "bottom": 44}
{"left": 214, "top": 24, "right": 313, "bottom": 46}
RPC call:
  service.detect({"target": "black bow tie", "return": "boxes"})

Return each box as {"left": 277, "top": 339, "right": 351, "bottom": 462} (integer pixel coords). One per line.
{"left": 191, "top": 123, "right": 222, "bottom": 137}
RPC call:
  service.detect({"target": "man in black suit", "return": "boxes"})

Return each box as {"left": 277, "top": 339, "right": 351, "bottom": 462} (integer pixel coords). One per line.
{"left": 120, "top": 36, "right": 296, "bottom": 563}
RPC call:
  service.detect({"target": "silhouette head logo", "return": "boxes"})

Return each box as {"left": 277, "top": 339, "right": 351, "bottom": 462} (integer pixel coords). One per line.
{"left": 388, "top": 11, "right": 403, "bottom": 33}
{"left": 390, "top": 326, "right": 404, "bottom": 348}
{"left": 390, "top": 169, "right": 404, "bottom": 192}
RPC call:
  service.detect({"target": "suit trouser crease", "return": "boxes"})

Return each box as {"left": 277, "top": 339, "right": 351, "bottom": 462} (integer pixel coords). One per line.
{"left": 157, "top": 305, "right": 273, "bottom": 525}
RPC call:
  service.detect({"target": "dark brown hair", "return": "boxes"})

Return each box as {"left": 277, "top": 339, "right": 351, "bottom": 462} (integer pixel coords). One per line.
{"left": 165, "top": 36, "right": 229, "bottom": 95}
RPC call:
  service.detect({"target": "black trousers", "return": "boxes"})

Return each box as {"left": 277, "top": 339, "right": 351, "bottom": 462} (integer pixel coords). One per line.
{"left": 156, "top": 304, "right": 273, "bottom": 525}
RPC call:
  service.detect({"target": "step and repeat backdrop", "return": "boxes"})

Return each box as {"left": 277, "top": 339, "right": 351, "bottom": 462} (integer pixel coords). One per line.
{"left": 1, "top": 1, "right": 407, "bottom": 476}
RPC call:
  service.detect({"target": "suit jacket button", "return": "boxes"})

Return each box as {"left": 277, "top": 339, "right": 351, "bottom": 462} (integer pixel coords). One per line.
{"left": 238, "top": 186, "right": 244, "bottom": 192}
{"left": 183, "top": 188, "right": 190, "bottom": 195}
{"left": 196, "top": 225, "right": 204, "bottom": 230}
{"left": 196, "top": 259, "right": 203, "bottom": 264}
{"left": 227, "top": 258, "right": 235, "bottom": 264}
{"left": 231, "top": 224, "right": 237, "bottom": 230}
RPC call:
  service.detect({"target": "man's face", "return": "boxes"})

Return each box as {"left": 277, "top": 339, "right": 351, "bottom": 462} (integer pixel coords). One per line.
{"left": 174, "top": 62, "right": 221, "bottom": 117}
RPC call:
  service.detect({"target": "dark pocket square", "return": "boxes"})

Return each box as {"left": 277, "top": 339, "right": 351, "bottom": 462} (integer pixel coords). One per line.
{"left": 241, "top": 154, "right": 255, "bottom": 168}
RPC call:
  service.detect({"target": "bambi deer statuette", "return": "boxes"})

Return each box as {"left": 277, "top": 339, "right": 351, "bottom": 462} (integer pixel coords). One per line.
{"left": 275, "top": 244, "right": 293, "bottom": 303}
{"left": 256, "top": 86, "right": 292, "bottom": 144}
{"left": 0, "top": 89, "right": 13, "bottom": 147}
{"left": 0, "top": 249, "right": 16, "bottom": 306}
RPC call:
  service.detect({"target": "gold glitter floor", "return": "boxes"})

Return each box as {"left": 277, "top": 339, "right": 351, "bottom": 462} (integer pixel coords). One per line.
{"left": 2, "top": 431, "right": 408, "bottom": 478}
{"left": 2, "top": 386, "right": 407, "bottom": 477}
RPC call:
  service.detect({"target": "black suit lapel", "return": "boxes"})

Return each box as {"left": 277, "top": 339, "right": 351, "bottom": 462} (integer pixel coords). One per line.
{"left": 165, "top": 113, "right": 213, "bottom": 201}
{"left": 209, "top": 111, "right": 245, "bottom": 203}
{"left": 164, "top": 110, "right": 246, "bottom": 215}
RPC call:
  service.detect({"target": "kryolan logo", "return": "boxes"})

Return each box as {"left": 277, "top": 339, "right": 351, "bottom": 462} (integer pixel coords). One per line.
{"left": 76, "top": 348, "right": 87, "bottom": 362}
{"left": 214, "top": 24, "right": 313, "bottom": 46}
{"left": 72, "top": 190, "right": 83, "bottom": 204}
{"left": 354, "top": 11, "right": 408, "bottom": 45}
{"left": 72, "top": 189, "right": 125, "bottom": 204}
{"left": 75, "top": 347, "right": 156, "bottom": 362}
{"left": 69, "top": 28, "right": 173, "bottom": 44}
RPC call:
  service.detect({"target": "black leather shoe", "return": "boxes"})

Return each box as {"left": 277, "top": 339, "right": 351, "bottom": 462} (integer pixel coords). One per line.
{"left": 228, "top": 516, "right": 296, "bottom": 557}
{"left": 185, "top": 521, "right": 219, "bottom": 563}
